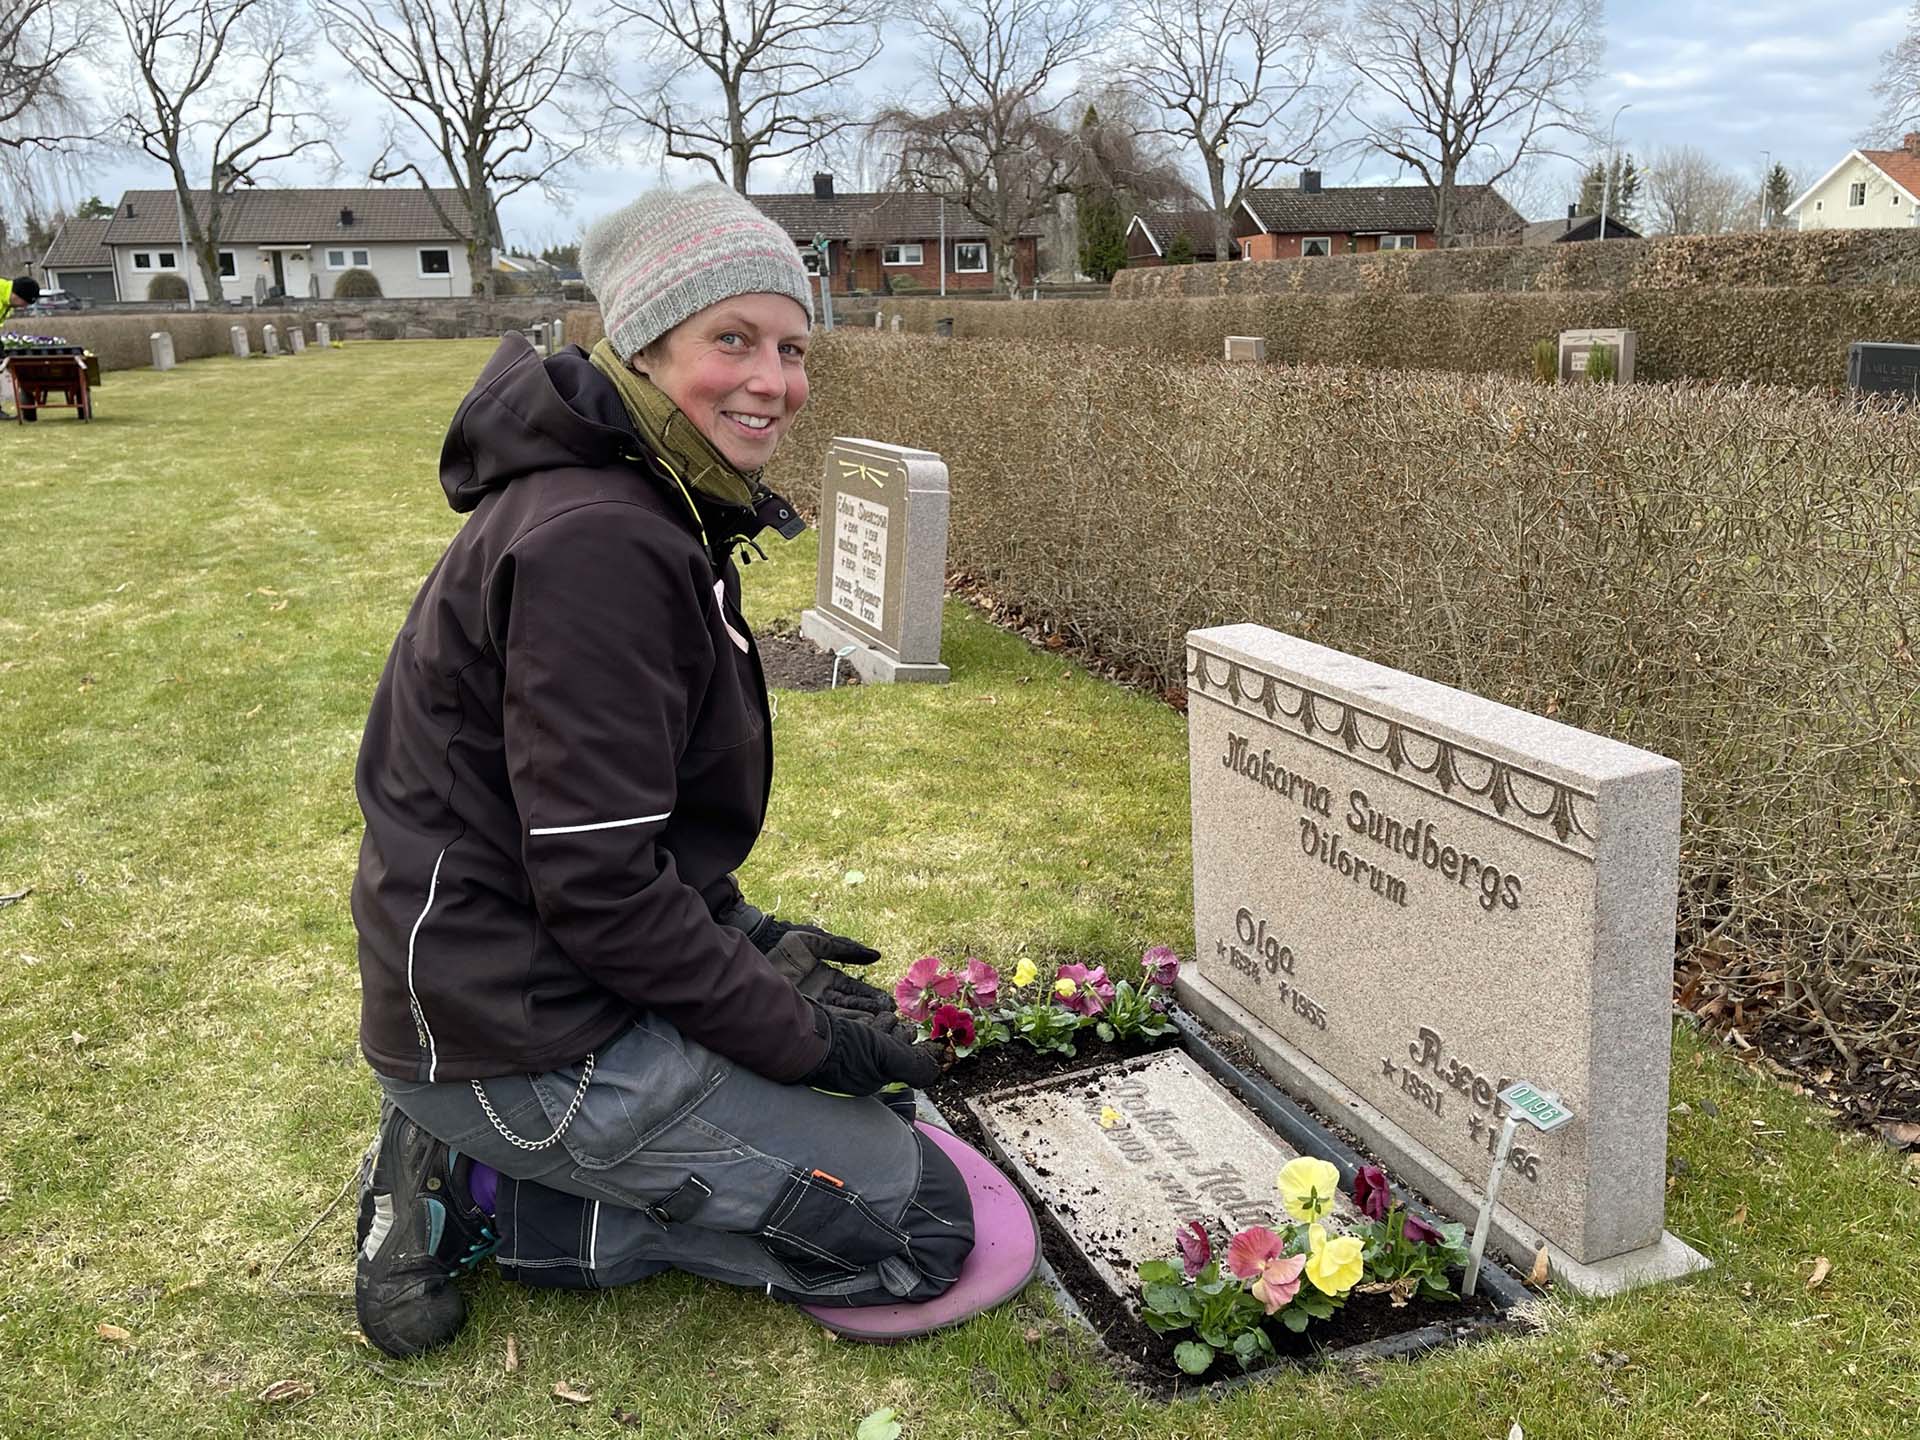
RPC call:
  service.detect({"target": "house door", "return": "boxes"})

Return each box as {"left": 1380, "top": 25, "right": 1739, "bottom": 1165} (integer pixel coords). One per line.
{"left": 270, "top": 251, "right": 286, "bottom": 294}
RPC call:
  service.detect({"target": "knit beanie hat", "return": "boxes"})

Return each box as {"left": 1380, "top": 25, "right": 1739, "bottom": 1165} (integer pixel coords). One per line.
{"left": 581, "top": 182, "right": 814, "bottom": 361}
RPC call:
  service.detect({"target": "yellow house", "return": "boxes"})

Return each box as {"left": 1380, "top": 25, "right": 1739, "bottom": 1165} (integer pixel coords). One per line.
{"left": 1786, "top": 138, "right": 1920, "bottom": 230}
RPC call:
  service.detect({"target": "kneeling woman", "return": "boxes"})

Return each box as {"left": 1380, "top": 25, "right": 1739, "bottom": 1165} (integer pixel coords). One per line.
{"left": 349, "top": 184, "right": 972, "bottom": 1357}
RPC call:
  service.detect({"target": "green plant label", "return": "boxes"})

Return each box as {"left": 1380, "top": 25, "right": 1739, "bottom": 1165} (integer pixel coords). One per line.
{"left": 1495, "top": 1082, "right": 1574, "bottom": 1133}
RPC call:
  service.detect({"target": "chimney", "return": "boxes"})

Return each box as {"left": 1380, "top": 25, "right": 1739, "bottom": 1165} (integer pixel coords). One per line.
{"left": 1904, "top": 132, "right": 1920, "bottom": 156}
{"left": 125, "top": 201, "right": 136, "bottom": 218}
{"left": 813, "top": 172, "right": 834, "bottom": 200}
{"left": 1301, "top": 169, "right": 1322, "bottom": 194}
{"left": 340, "top": 206, "right": 355, "bottom": 226}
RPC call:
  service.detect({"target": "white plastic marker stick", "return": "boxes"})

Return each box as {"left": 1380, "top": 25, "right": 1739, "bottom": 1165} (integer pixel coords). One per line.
{"left": 1463, "top": 1082, "right": 1576, "bottom": 1298}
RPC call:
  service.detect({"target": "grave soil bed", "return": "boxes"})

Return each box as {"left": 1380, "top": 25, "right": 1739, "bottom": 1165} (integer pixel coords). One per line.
{"left": 926, "top": 1025, "right": 1513, "bottom": 1397}
{"left": 758, "top": 623, "right": 858, "bottom": 692}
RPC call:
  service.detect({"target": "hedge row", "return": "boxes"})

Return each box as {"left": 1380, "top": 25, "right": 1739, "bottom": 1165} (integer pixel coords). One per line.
{"left": 768, "top": 334, "right": 1920, "bottom": 1095}
{"left": 871, "top": 286, "right": 1920, "bottom": 390}
{"left": 2, "top": 312, "right": 313, "bottom": 371}
{"left": 1112, "top": 227, "right": 1920, "bottom": 300}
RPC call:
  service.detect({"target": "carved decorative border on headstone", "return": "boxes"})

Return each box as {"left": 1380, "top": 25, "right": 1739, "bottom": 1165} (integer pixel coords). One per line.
{"left": 1186, "top": 649, "right": 1596, "bottom": 858}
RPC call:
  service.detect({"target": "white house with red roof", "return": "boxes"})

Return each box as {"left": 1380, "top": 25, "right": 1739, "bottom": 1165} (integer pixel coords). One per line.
{"left": 1786, "top": 136, "right": 1920, "bottom": 230}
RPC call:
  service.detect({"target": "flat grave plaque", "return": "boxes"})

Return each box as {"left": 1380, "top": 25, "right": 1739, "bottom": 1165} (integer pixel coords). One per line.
{"left": 1181, "top": 624, "right": 1706, "bottom": 1293}
{"left": 971, "top": 1050, "right": 1356, "bottom": 1306}
{"left": 1558, "top": 328, "right": 1635, "bottom": 383}
{"left": 1847, "top": 341, "right": 1920, "bottom": 397}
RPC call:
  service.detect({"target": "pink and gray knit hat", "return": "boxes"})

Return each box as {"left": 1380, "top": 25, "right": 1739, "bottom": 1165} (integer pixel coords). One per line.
{"left": 581, "top": 182, "right": 814, "bottom": 359}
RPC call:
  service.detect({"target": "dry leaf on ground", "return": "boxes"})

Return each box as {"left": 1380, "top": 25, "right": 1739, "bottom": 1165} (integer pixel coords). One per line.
{"left": 96, "top": 1323, "right": 131, "bottom": 1343}
{"left": 1526, "top": 1246, "right": 1551, "bottom": 1288}
{"left": 1877, "top": 1120, "right": 1920, "bottom": 1147}
{"left": 1728, "top": 1203, "right": 1748, "bottom": 1228}
{"left": 504, "top": 1335, "right": 519, "bottom": 1372}
{"left": 552, "top": 1381, "right": 593, "bottom": 1405}
{"left": 1805, "top": 1256, "right": 1832, "bottom": 1288}
{"left": 257, "top": 1379, "right": 313, "bottom": 1404}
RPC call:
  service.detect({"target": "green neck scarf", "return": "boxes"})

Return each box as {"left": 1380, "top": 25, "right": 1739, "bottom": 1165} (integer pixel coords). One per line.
{"left": 588, "top": 338, "right": 756, "bottom": 510}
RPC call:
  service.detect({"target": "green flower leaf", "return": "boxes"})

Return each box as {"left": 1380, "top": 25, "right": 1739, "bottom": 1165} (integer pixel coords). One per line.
{"left": 1137, "top": 1259, "right": 1181, "bottom": 1285}
{"left": 1173, "top": 1341, "right": 1215, "bottom": 1376}
{"left": 855, "top": 1407, "right": 901, "bottom": 1440}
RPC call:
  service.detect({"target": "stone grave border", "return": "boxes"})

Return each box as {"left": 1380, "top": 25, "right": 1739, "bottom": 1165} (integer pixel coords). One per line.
{"left": 928, "top": 1011, "right": 1530, "bottom": 1394}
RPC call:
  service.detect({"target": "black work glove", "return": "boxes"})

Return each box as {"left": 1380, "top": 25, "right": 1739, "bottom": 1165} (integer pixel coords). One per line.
{"left": 800, "top": 1002, "right": 943, "bottom": 1096}
{"left": 724, "top": 898, "right": 881, "bottom": 967}
{"left": 764, "top": 932, "right": 920, "bottom": 1044}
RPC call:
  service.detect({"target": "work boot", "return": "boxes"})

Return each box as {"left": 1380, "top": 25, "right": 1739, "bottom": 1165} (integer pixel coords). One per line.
{"left": 354, "top": 1100, "right": 498, "bottom": 1358}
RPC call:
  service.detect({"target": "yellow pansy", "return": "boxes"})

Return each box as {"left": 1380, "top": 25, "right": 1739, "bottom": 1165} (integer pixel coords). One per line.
{"left": 1277, "top": 1156, "right": 1340, "bottom": 1223}
{"left": 1304, "top": 1223, "right": 1365, "bottom": 1296}
{"left": 1012, "top": 958, "right": 1040, "bottom": 988}
{"left": 1054, "top": 976, "right": 1078, "bottom": 998}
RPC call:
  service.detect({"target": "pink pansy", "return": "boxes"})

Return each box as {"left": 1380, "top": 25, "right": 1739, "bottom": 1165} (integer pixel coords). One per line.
{"left": 930, "top": 1004, "right": 976, "bottom": 1048}
{"left": 896, "top": 955, "right": 950, "bottom": 1022}
{"left": 893, "top": 976, "right": 931, "bottom": 1022}
{"left": 1054, "top": 963, "right": 1115, "bottom": 1016}
{"left": 1142, "top": 946, "right": 1181, "bottom": 988}
{"left": 963, "top": 957, "right": 1000, "bottom": 1007}
{"left": 904, "top": 955, "right": 944, "bottom": 988}
{"left": 1251, "top": 1253, "right": 1307, "bottom": 1314}
{"left": 1175, "top": 1219, "right": 1212, "bottom": 1278}
{"left": 930, "top": 970, "right": 962, "bottom": 999}
{"left": 1225, "top": 1225, "right": 1284, "bottom": 1281}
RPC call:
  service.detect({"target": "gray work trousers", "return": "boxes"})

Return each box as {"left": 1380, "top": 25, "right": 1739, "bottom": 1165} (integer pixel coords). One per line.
{"left": 378, "top": 1016, "right": 973, "bottom": 1302}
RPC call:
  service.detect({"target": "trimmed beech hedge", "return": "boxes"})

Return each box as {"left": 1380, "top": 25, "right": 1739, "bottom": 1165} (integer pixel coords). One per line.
{"left": 872, "top": 286, "right": 1920, "bottom": 389}
{"left": 768, "top": 333, "right": 1920, "bottom": 1093}
{"left": 1113, "top": 227, "right": 1920, "bottom": 299}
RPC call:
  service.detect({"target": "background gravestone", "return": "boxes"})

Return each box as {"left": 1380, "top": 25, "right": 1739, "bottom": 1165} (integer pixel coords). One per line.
{"left": 149, "top": 332, "right": 176, "bottom": 371}
{"left": 1176, "top": 624, "right": 1707, "bottom": 1295}
{"left": 1558, "top": 328, "right": 1635, "bottom": 383}
{"left": 288, "top": 328, "right": 306, "bottom": 355}
{"left": 799, "top": 438, "right": 951, "bottom": 684}
{"left": 1224, "top": 336, "right": 1266, "bottom": 362}
{"left": 262, "top": 325, "right": 281, "bottom": 357}
{"left": 229, "top": 326, "right": 250, "bottom": 359}
{"left": 1847, "top": 341, "right": 1920, "bottom": 397}
{"left": 315, "top": 322, "right": 332, "bottom": 347}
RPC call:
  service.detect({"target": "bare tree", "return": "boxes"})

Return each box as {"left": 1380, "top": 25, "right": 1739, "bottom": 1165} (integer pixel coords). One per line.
{"left": 1336, "top": 0, "right": 1602, "bottom": 246}
{"left": 876, "top": 0, "right": 1102, "bottom": 296}
{"left": 114, "top": 0, "right": 333, "bottom": 301}
{"left": 1874, "top": 1, "right": 1920, "bottom": 139}
{"left": 605, "top": 0, "right": 886, "bottom": 193}
{"left": 1641, "top": 144, "right": 1745, "bottom": 236}
{"left": 319, "top": 0, "right": 603, "bottom": 300}
{"left": 2, "top": 0, "right": 97, "bottom": 154}
{"left": 1114, "top": 0, "right": 1341, "bottom": 261}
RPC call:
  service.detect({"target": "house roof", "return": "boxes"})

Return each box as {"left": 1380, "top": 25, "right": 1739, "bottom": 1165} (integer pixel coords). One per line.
{"left": 1518, "top": 213, "right": 1643, "bottom": 246}
{"left": 100, "top": 188, "right": 474, "bottom": 246}
{"left": 1238, "top": 183, "right": 1522, "bottom": 236}
{"left": 748, "top": 189, "right": 1041, "bottom": 243}
{"left": 1127, "top": 208, "right": 1223, "bottom": 258}
{"left": 41, "top": 217, "right": 114, "bottom": 271}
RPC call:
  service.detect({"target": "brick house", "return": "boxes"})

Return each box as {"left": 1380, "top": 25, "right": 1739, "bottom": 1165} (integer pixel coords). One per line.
{"left": 1229, "top": 172, "right": 1522, "bottom": 257}
{"left": 750, "top": 175, "right": 1040, "bottom": 294}
{"left": 1124, "top": 208, "right": 1227, "bottom": 267}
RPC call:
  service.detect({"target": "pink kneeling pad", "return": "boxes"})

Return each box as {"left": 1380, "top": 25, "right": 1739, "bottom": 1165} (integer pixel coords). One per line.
{"left": 801, "top": 1121, "right": 1040, "bottom": 1341}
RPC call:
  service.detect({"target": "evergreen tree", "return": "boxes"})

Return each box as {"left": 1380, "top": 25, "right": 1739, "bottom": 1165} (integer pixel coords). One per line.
{"left": 1763, "top": 163, "right": 1794, "bottom": 229}
{"left": 1165, "top": 231, "right": 1196, "bottom": 265}
{"left": 1577, "top": 154, "right": 1639, "bottom": 225}
{"left": 75, "top": 196, "right": 115, "bottom": 220}
{"left": 1076, "top": 188, "right": 1128, "bottom": 282}
{"left": 539, "top": 242, "right": 581, "bottom": 268}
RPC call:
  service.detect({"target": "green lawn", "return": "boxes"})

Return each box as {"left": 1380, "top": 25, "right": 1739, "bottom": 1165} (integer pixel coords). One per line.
{"left": 1, "top": 341, "right": 1915, "bottom": 1438}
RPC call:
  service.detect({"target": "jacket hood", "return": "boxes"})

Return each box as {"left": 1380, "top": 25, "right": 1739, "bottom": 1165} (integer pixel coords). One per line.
{"left": 438, "top": 332, "right": 640, "bottom": 513}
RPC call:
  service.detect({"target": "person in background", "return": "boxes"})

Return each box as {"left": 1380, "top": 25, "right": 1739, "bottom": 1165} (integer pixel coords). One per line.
{"left": 347, "top": 183, "right": 975, "bottom": 1358}
{"left": 0, "top": 276, "right": 41, "bottom": 419}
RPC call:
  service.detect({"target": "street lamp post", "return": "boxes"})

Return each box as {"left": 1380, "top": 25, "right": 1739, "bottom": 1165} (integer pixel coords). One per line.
{"left": 1761, "top": 149, "right": 1773, "bottom": 229}
{"left": 1599, "top": 102, "right": 1633, "bottom": 240}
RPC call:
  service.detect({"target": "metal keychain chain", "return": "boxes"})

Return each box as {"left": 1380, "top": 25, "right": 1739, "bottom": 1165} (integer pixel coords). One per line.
{"left": 470, "top": 1052, "right": 596, "bottom": 1152}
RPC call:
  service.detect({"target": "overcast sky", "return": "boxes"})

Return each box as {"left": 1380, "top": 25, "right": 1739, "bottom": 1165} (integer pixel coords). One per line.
{"left": 64, "top": 1, "right": 1913, "bottom": 250}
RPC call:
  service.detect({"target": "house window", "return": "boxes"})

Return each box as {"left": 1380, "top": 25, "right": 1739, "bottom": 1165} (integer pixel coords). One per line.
{"left": 1379, "top": 234, "right": 1416, "bottom": 251}
{"left": 881, "top": 243, "right": 924, "bottom": 266}
{"left": 133, "top": 252, "right": 151, "bottom": 270}
{"left": 1849, "top": 182, "right": 1867, "bottom": 207}
{"left": 1301, "top": 237, "right": 1331, "bottom": 257}
{"left": 418, "top": 248, "right": 452, "bottom": 276}
{"left": 327, "top": 248, "right": 371, "bottom": 270}
{"left": 132, "top": 250, "right": 178, "bottom": 271}
{"left": 953, "top": 242, "right": 987, "bottom": 273}
{"left": 218, "top": 251, "right": 237, "bottom": 277}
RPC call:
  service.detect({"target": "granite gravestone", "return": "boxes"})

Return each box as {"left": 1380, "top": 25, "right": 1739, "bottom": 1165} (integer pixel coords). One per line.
{"left": 230, "top": 325, "right": 250, "bottom": 359}
{"left": 1224, "top": 336, "right": 1266, "bottom": 363}
{"left": 288, "top": 327, "right": 307, "bottom": 355}
{"left": 973, "top": 1051, "right": 1358, "bottom": 1305}
{"left": 315, "top": 322, "right": 332, "bottom": 347}
{"left": 263, "top": 324, "right": 281, "bottom": 357}
{"left": 1847, "top": 341, "right": 1920, "bottom": 398}
{"left": 1177, "top": 624, "right": 1706, "bottom": 1296}
{"left": 1558, "top": 328, "right": 1635, "bottom": 383}
{"left": 799, "top": 438, "right": 951, "bottom": 684}
{"left": 149, "top": 332, "right": 176, "bottom": 371}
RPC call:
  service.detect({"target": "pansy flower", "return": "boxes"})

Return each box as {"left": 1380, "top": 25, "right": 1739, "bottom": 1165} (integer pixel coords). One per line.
{"left": 1278, "top": 1156, "right": 1341, "bottom": 1223}
{"left": 930, "top": 1004, "right": 976, "bottom": 1048}
{"left": 1141, "top": 945, "right": 1180, "bottom": 988}
{"left": 1175, "top": 1219, "right": 1212, "bottom": 1278}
